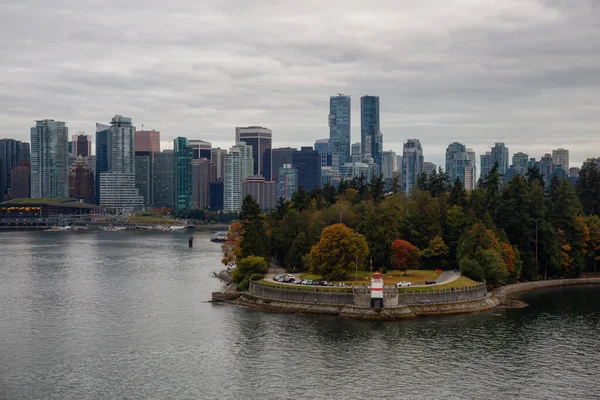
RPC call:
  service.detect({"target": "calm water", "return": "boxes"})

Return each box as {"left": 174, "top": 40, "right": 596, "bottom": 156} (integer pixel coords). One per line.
{"left": 1, "top": 231, "right": 599, "bottom": 399}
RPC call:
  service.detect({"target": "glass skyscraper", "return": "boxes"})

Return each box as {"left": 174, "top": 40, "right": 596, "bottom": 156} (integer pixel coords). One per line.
{"left": 235, "top": 126, "right": 272, "bottom": 180}
{"left": 360, "top": 95, "right": 382, "bottom": 168}
{"left": 173, "top": 137, "right": 194, "bottom": 210}
{"left": 329, "top": 94, "right": 351, "bottom": 170}
{"left": 152, "top": 150, "right": 174, "bottom": 208}
{"left": 491, "top": 142, "right": 509, "bottom": 183}
{"left": 95, "top": 123, "right": 110, "bottom": 204}
{"left": 30, "top": 119, "right": 69, "bottom": 198}
{"left": 445, "top": 142, "right": 476, "bottom": 190}
{"left": 402, "top": 139, "right": 424, "bottom": 194}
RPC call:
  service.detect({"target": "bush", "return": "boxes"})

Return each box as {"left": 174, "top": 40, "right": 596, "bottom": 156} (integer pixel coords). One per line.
{"left": 250, "top": 273, "right": 264, "bottom": 281}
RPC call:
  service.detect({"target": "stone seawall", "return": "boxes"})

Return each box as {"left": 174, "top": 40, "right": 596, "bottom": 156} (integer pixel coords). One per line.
{"left": 494, "top": 277, "right": 600, "bottom": 301}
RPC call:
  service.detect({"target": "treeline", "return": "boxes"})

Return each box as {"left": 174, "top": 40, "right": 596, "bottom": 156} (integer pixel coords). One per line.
{"left": 226, "top": 161, "right": 600, "bottom": 288}
{"left": 157, "top": 207, "right": 239, "bottom": 223}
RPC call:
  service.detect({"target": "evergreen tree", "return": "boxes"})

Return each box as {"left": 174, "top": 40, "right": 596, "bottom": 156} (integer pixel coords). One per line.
{"left": 448, "top": 177, "right": 467, "bottom": 208}
{"left": 369, "top": 174, "right": 386, "bottom": 203}
{"left": 576, "top": 162, "right": 600, "bottom": 215}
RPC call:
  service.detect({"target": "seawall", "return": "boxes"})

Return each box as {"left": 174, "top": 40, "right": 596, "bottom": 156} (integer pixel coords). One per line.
{"left": 494, "top": 277, "right": 600, "bottom": 302}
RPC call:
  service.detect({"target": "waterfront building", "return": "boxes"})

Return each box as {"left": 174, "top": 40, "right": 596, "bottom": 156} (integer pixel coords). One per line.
{"left": 381, "top": 150, "right": 397, "bottom": 184}
{"left": 491, "top": 142, "right": 509, "bottom": 183}
{"left": 223, "top": 142, "right": 253, "bottom": 212}
{"left": 95, "top": 123, "right": 110, "bottom": 204}
{"left": 71, "top": 134, "right": 91, "bottom": 158}
{"left": 152, "top": 150, "right": 174, "bottom": 208}
{"left": 235, "top": 126, "right": 272, "bottom": 181}
{"left": 402, "top": 139, "right": 424, "bottom": 194}
{"left": 552, "top": 148, "right": 569, "bottom": 169}
{"left": 329, "top": 94, "right": 351, "bottom": 170}
{"left": 192, "top": 158, "right": 216, "bottom": 209}
{"left": 0, "top": 139, "right": 29, "bottom": 199}
{"left": 190, "top": 140, "right": 212, "bottom": 160}
{"left": 68, "top": 155, "right": 95, "bottom": 202}
{"left": 242, "top": 176, "right": 277, "bottom": 210}
{"left": 512, "top": 152, "right": 529, "bottom": 176}
{"left": 209, "top": 181, "right": 224, "bottom": 211}
{"left": 480, "top": 152, "right": 492, "bottom": 182}
{"left": 135, "top": 155, "right": 152, "bottom": 206}
{"left": 278, "top": 164, "right": 298, "bottom": 201}
{"left": 30, "top": 119, "right": 69, "bottom": 198}
{"left": 99, "top": 115, "right": 143, "bottom": 214}
{"left": 134, "top": 130, "right": 160, "bottom": 154}
{"left": 292, "top": 146, "right": 321, "bottom": 191}
{"left": 10, "top": 161, "right": 31, "bottom": 199}
{"left": 314, "top": 138, "right": 331, "bottom": 167}
{"left": 360, "top": 95, "right": 382, "bottom": 168}
{"left": 173, "top": 137, "right": 194, "bottom": 210}
{"left": 210, "top": 147, "right": 227, "bottom": 181}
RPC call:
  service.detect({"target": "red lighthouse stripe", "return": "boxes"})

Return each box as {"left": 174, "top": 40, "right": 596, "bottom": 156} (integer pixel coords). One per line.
{"left": 371, "top": 287, "right": 383, "bottom": 291}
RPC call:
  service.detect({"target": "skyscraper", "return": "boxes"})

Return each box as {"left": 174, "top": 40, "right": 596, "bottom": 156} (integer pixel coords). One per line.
{"left": 10, "top": 161, "right": 30, "bottom": 199}
{"left": 491, "top": 142, "right": 509, "bottom": 183}
{"left": 314, "top": 138, "right": 331, "bottom": 167}
{"left": 68, "top": 155, "right": 95, "bottom": 202}
{"left": 135, "top": 130, "right": 160, "bottom": 154}
{"left": 402, "top": 139, "right": 424, "bottom": 194}
{"left": 445, "top": 142, "right": 476, "bottom": 190}
{"left": 190, "top": 140, "right": 212, "bottom": 160}
{"left": 192, "top": 158, "right": 216, "bottom": 209}
{"left": 271, "top": 147, "right": 297, "bottom": 181}
{"left": 278, "top": 164, "right": 298, "bottom": 201}
{"left": 224, "top": 142, "right": 253, "bottom": 211}
{"left": 152, "top": 150, "right": 174, "bottom": 208}
{"left": 329, "top": 94, "right": 351, "bottom": 170}
{"left": 173, "top": 137, "right": 194, "bottom": 210}
{"left": 99, "top": 115, "right": 143, "bottom": 213}
{"left": 360, "top": 95, "right": 382, "bottom": 168}
{"left": 351, "top": 142, "right": 362, "bottom": 163}
{"left": 381, "top": 150, "right": 397, "bottom": 184}
{"left": 292, "top": 146, "right": 321, "bottom": 191}
{"left": 135, "top": 155, "right": 152, "bottom": 206}
{"left": 0, "top": 139, "right": 27, "bottom": 198}
{"left": 512, "top": 152, "right": 529, "bottom": 176}
{"left": 95, "top": 123, "right": 110, "bottom": 204}
{"left": 235, "top": 126, "right": 272, "bottom": 180}
{"left": 30, "top": 119, "right": 69, "bottom": 198}
{"left": 552, "top": 148, "right": 569, "bottom": 169}
{"left": 72, "top": 134, "right": 92, "bottom": 157}
{"left": 480, "top": 152, "right": 492, "bottom": 182}
{"left": 210, "top": 148, "right": 227, "bottom": 181}
{"left": 242, "top": 176, "right": 277, "bottom": 210}
{"left": 540, "top": 153, "right": 554, "bottom": 187}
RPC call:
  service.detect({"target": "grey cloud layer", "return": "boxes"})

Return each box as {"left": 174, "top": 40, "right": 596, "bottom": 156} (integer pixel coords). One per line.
{"left": 0, "top": 0, "right": 599, "bottom": 167}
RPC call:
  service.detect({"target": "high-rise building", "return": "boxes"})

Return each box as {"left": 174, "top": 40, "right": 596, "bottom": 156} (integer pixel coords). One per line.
{"left": 552, "top": 148, "right": 569, "bottom": 169}
{"left": 68, "top": 155, "right": 95, "bottom": 202}
{"left": 243, "top": 176, "right": 277, "bottom": 210}
{"left": 568, "top": 167, "right": 580, "bottom": 178}
{"left": 135, "top": 130, "right": 160, "bottom": 154}
{"left": 30, "top": 119, "right": 69, "bottom": 198}
{"left": 135, "top": 155, "right": 152, "bottom": 206}
{"left": 210, "top": 148, "right": 227, "bottom": 181}
{"left": 10, "top": 161, "right": 30, "bottom": 199}
{"left": 95, "top": 123, "right": 110, "bottom": 204}
{"left": 402, "top": 139, "right": 424, "bottom": 194}
{"left": 381, "top": 150, "right": 397, "bottom": 184}
{"left": 423, "top": 162, "right": 436, "bottom": 176}
{"left": 445, "top": 142, "right": 476, "bottom": 190}
{"left": 271, "top": 147, "right": 296, "bottom": 181}
{"left": 0, "top": 139, "right": 28, "bottom": 198}
{"left": 173, "top": 137, "right": 193, "bottom": 210}
{"left": 279, "top": 164, "right": 298, "bottom": 201}
{"left": 512, "top": 152, "right": 529, "bottom": 176}
{"left": 491, "top": 142, "right": 509, "bottom": 183}
{"left": 19, "top": 142, "right": 30, "bottom": 163}
{"left": 99, "top": 115, "right": 143, "bottom": 213}
{"left": 540, "top": 153, "right": 554, "bottom": 187}
{"left": 72, "top": 134, "right": 91, "bottom": 158}
{"left": 480, "top": 152, "right": 492, "bottom": 182}
{"left": 152, "top": 150, "right": 174, "bottom": 208}
{"left": 190, "top": 140, "right": 212, "bottom": 160}
{"left": 351, "top": 142, "right": 362, "bottom": 163}
{"left": 292, "top": 146, "right": 321, "bottom": 191}
{"left": 224, "top": 142, "right": 253, "bottom": 211}
{"left": 314, "top": 138, "right": 331, "bottom": 167}
{"left": 235, "top": 126, "right": 272, "bottom": 180}
{"left": 329, "top": 94, "right": 351, "bottom": 170}
{"left": 192, "top": 158, "right": 216, "bottom": 209}
{"left": 209, "top": 181, "right": 224, "bottom": 211}
{"left": 360, "top": 95, "right": 382, "bottom": 168}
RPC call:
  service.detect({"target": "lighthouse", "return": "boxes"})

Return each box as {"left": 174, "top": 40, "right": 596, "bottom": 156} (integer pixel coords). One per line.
{"left": 370, "top": 272, "right": 384, "bottom": 308}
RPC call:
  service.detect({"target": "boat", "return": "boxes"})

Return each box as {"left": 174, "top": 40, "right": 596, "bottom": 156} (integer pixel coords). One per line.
{"left": 44, "top": 226, "right": 69, "bottom": 232}
{"left": 102, "top": 226, "right": 126, "bottom": 232}
{"left": 210, "top": 232, "right": 228, "bottom": 242}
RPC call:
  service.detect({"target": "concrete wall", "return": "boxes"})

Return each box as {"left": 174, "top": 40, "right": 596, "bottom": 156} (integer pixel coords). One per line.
{"left": 398, "top": 283, "right": 487, "bottom": 305}
{"left": 352, "top": 286, "right": 398, "bottom": 307}
{"left": 249, "top": 281, "right": 355, "bottom": 305}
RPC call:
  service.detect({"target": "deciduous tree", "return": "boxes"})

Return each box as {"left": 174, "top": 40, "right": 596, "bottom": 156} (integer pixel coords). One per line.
{"left": 391, "top": 239, "right": 420, "bottom": 275}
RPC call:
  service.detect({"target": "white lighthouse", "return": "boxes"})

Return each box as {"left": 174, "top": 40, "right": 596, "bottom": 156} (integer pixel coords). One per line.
{"left": 370, "top": 272, "right": 384, "bottom": 308}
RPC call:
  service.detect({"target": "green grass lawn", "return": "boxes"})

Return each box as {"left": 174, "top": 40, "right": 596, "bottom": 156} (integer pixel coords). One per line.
{"left": 397, "top": 276, "right": 480, "bottom": 292}
{"left": 299, "top": 269, "right": 440, "bottom": 285}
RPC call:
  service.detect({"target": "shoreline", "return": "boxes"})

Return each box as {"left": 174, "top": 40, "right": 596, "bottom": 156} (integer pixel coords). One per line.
{"left": 214, "top": 276, "right": 600, "bottom": 320}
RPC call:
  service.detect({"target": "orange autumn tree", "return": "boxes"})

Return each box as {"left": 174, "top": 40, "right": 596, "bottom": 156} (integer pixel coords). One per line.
{"left": 221, "top": 222, "right": 243, "bottom": 267}
{"left": 391, "top": 239, "right": 420, "bottom": 275}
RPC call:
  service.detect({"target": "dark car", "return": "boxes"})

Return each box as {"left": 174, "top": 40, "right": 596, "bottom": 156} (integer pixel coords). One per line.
{"left": 425, "top": 280, "right": 436, "bottom": 285}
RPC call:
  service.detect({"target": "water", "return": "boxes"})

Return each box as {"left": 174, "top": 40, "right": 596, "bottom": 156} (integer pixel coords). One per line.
{"left": 1, "top": 231, "right": 599, "bottom": 399}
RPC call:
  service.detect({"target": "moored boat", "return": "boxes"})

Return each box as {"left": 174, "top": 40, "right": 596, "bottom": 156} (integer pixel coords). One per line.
{"left": 210, "top": 232, "right": 228, "bottom": 242}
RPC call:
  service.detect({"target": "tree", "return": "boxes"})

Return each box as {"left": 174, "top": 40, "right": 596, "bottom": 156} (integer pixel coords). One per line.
{"left": 291, "top": 186, "right": 311, "bottom": 211}
{"left": 356, "top": 201, "right": 399, "bottom": 270}
{"left": 221, "top": 222, "right": 243, "bottom": 267}
{"left": 309, "top": 224, "right": 369, "bottom": 280}
{"left": 390, "top": 174, "right": 401, "bottom": 195}
{"left": 368, "top": 174, "right": 386, "bottom": 203}
{"left": 576, "top": 162, "right": 600, "bottom": 215}
{"left": 584, "top": 215, "right": 600, "bottom": 272}
{"left": 421, "top": 236, "right": 449, "bottom": 269}
{"left": 284, "top": 231, "right": 310, "bottom": 270}
{"left": 391, "top": 239, "right": 420, "bottom": 275}
{"left": 239, "top": 195, "right": 269, "bottom": 260}
{"left": 448, "top": 177, "right": 467, "bottom": 208}
{"left": 232, "top": 255, "right": 268, "bottom": 291}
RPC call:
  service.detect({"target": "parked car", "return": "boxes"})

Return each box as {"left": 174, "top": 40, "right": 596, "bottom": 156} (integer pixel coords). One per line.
{"left": 273, "top": 275, "right": 284, "bottom": 282}
{"left": 425, "top": 280, "right": 436, "bottom": 285}
{"left": 396, "top": 281, "right": 412, "bottom": 287}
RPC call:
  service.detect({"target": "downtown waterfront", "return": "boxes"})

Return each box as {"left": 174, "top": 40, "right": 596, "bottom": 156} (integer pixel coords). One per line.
{"left": 1, "top": 230, "right": 599, "bottom": 399}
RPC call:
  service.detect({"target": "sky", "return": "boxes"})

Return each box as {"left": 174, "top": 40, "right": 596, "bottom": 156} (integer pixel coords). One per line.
{"left": 1, "top": 0, "right": 599, "bottom": 169}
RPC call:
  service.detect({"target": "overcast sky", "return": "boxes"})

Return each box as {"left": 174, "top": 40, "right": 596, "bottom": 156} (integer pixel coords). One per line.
{"left": 1, "top": 0, "right": 599, "bottom": 168}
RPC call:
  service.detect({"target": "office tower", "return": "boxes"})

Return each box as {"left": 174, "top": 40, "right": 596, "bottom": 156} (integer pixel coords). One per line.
{"left": 224, "top": 142, "right": 253, "bottom": 211}
{"left": 279, "top": 164, "right": 298, "bottom": 201}
{"left": 68, "top": 155, "right": 95, "bottom": 202}
{"left": 381, "top": 150, "right": 397, "bottom": 184}
{"left": 152, "top": 150, "right": 174, "bottom": 208}
{"left": 235, "top": 126, "right": 272, "bottom": 180}
{"left": 491, "top": 142, "right": 509, "bottom": 183}
{"left": 552, "top": 148, "right": 569, "bottom": 169}
{"left": 10, "top": 161, "right": 30, "bottom": 199}
{"left": 30, "top": 119, "right": 69, "bottom": 198}
{"left": 445, "top": 142, "right": 476, "bottom": 190}
{"left": 271, "top": 147, "right": 297, "bottom": 181}
{"left": 243, "top": 176, "right": 277, "bottom": 210}
{"left": 192, "top": 158, "right": 216, "bottom": 209}
{"left": 0, "top": 139, "right": 26, "bottom": 198}
{"left": 360, "top": 95, "right": 382, "bottom": 168}
{"left": 351, "top": 142, "right": 362, "bottom": 163}
{"left": 173, "top": 137, "right": 194, "bottom": 210}
{"left": 402, "top": 139, "right": 424, "bottom": 194}
{"left": 95, "top": 123, "right": 110, "bottom": 204}
{"left": 540, "top": 153, "right": 554, "bottom": 187}
{"left": 210, "top": 181, "right": 224, "bottom": 211}
{"left": 423, "top": 162, "right": 436, "bottom": 176}
{"left": 135, "top": 130, "right": 160, "bottom": 154}
{"left": 329, "top": 94, "right": 351, "bottom": 170}
{"left": 72, "top": 134, "right": 92, "bottom": 157}
{"left": 19, "top": 142, "right": 30, "bottom": 163}
{"left": 135, "top": 155, "right": 152, "bottom": 206}
{"left": 292, "top": 146, "right": 321, "bottom": 191}
{"left": 85, "top": 155, "right": 96, "bottom": 176}
{"left": 99, "top": 115, "right": 143, "bottom": 213}
{"left": 480, "top": 152, "right": 492, "bottom": 182}
{"left": 314, "top": 138, "right": 331, "bottom": 167}
{"left": 210, "top": 148, "right": 227, "bottom": 181}
{"left": 511, "top": 152, "right": 529, "bottom": 176}
{"left": 190, "top": 140, "right": 212, "bottom": 160}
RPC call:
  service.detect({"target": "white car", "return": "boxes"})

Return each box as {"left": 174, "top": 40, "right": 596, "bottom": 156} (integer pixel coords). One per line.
{"left": 396, "top": 281, "right": 413, "bottom": 287}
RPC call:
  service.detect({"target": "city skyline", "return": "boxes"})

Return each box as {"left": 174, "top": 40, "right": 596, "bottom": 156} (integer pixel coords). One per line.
{"left": 1, "top": 1, "right": 599, "bottom": 169}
